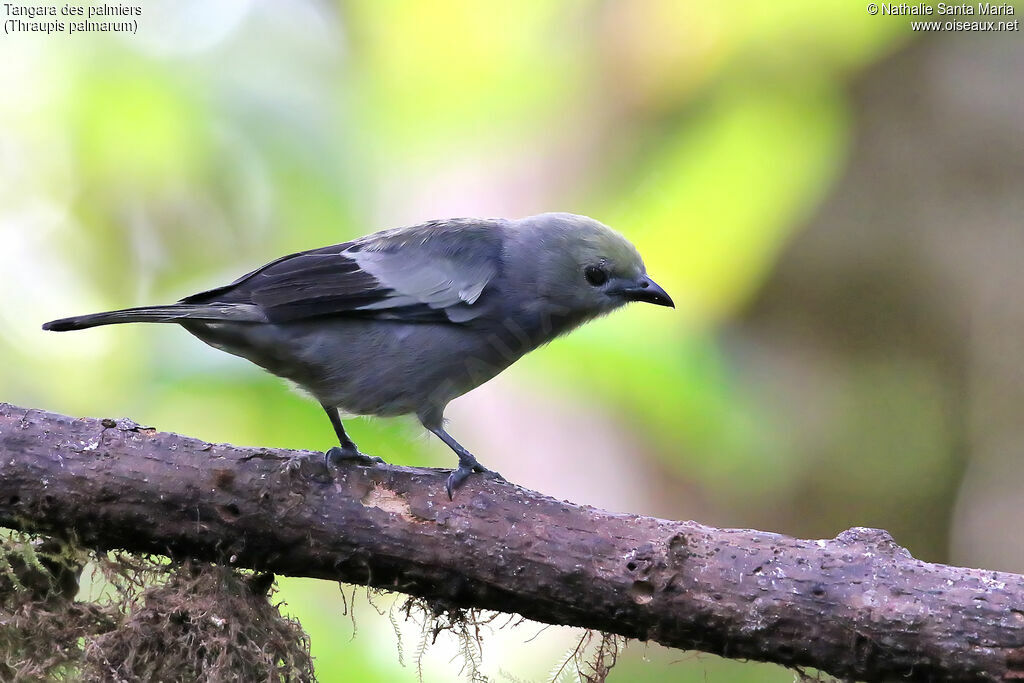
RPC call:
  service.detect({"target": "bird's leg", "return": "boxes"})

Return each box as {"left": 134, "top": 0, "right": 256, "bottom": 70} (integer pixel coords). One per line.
{"left": 322, "top": 404, "right": 383, "bottom": 467}
{"left": 420, "top": 413, "right": 503, "bottom": 499}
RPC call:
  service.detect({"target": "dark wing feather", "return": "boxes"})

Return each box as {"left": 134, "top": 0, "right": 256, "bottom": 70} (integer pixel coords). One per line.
{"left": 181, "top": 219, "right": 504, "bottom": 324}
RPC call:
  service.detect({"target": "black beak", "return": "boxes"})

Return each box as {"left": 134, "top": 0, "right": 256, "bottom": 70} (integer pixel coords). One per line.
{"left": 618, "top": 275, "right": 674, "bottom": 308}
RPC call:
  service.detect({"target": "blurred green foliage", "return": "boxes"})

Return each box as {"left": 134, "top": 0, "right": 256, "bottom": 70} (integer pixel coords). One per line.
{"left": 0, "top": 1, "right": 921, "bottom": 680}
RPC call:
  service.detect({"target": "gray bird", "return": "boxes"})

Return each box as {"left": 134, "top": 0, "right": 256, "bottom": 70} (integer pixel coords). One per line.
{"left": 43, "top": 213, "right": 673, "bottom": 497}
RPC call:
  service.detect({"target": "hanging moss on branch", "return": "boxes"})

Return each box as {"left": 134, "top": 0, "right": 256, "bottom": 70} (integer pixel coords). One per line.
{"left": 0, "top": 531, "right": 313, "bottom": 682}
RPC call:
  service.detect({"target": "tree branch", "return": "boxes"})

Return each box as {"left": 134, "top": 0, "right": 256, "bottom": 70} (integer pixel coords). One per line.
{"left": 1, "top": 402, "right": 1022, "bottom": 681}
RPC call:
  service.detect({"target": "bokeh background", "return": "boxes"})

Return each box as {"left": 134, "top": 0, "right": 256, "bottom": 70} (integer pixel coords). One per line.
{"left": 2, "top": 1, "right": 1022, "bottom": 680}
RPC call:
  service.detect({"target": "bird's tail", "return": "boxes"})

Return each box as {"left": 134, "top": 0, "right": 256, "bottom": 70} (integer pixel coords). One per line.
{"left": 42, "top": 303, "right": 265, "bottom": 331}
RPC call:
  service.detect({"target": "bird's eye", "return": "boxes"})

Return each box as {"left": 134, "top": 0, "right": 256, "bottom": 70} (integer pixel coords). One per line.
{"left": 584, "top": 265, "right": 608, "bottom": 287}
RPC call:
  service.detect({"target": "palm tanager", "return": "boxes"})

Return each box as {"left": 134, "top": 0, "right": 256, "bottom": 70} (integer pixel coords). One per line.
{"left": 43, "top": 213, "right": 674, "bottom": 497}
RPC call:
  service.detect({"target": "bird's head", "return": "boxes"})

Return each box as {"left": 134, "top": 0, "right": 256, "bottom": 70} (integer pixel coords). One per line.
{"left": 509, "top": 213, "right": 673, "bottom": 327}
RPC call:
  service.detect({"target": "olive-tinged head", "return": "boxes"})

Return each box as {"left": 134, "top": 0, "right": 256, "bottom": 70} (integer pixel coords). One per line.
{"left": 517, "top": 213, "right": 674, "bottom": 318}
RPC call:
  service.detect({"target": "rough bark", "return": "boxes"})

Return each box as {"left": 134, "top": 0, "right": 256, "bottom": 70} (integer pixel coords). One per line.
{"left": 1, "top": 402, "right": 1022, "bottom": 682}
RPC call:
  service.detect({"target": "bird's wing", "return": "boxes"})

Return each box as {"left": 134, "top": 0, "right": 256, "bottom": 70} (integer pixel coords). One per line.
{"left": 181, "top": 219, "right": 505, "bottom": 324}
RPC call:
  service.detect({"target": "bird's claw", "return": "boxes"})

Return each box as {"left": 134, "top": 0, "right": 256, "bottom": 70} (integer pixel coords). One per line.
{"left": 446, "top": 461, "right": 503, "bottom": 499}
{"left": 446, "top": 466, "right": 473, "bottom": 500}
{"left": 325, "top": 446, "right": 384, "bottom": 469}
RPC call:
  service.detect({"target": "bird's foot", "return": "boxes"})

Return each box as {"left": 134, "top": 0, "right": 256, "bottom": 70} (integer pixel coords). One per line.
{"left": 325, "top": 445, "right": 385, "bottom": 469}
{"left": 446, "top": 460, "right": 504, "bottom": 500}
